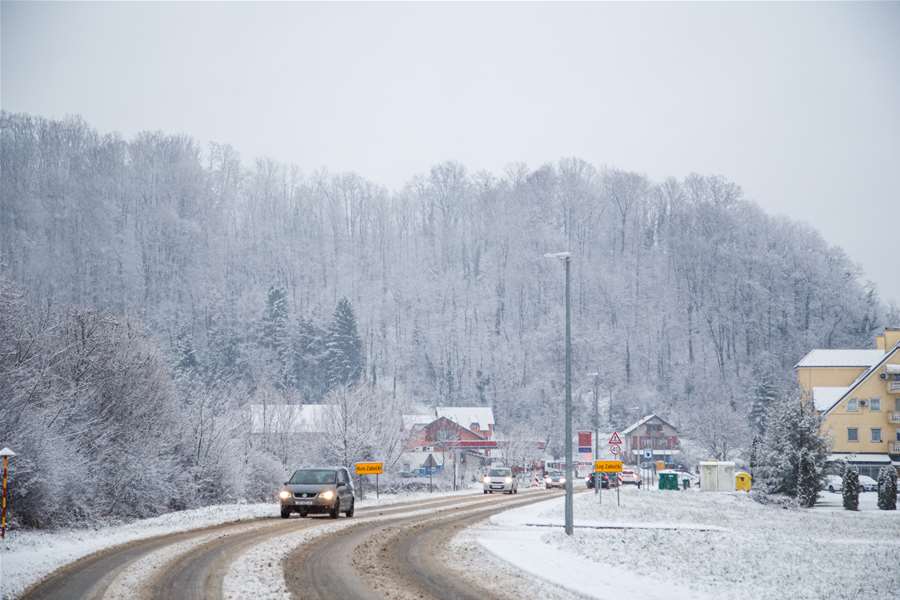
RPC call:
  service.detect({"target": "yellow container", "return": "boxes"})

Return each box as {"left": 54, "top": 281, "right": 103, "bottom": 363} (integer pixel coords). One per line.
{"left": 735, "top": 471, "right": 752, "bottom": 492}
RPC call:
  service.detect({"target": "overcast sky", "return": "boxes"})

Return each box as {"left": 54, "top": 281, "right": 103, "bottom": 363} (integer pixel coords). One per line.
{"left": 3, "top": 2, "right": 899, "bottom": 306}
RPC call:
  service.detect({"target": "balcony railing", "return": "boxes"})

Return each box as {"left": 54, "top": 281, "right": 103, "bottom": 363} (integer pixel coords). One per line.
{"left": 889, "top": 381, "right": 900, "bottom": 394}
{"left": 890, "top": 412, "right": 900, "bottom": 424}
{"left": 891, "top": 441, "right": 900, "bottom": 454}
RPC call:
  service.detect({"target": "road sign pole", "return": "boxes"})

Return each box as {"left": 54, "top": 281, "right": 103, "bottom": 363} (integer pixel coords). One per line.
{"left": 376, "top": 473, "right": 379, "bottom": 500}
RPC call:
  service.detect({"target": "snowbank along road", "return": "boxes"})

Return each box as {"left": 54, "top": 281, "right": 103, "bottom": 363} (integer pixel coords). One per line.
{"left": 18, "top": 488, "right": 567, "bottom": 600}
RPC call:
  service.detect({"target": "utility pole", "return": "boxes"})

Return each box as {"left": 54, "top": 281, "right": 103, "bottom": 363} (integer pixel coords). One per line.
{"left": 564, "top": 254, "right": 573, "bottom": 535}
{"left": 545, "top": 251, "right": 574, "bottom": 536}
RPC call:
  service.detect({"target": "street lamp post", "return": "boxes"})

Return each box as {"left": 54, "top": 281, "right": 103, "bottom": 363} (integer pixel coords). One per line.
{"left": 545, "top": 251, "right": 573, "bottom": 536}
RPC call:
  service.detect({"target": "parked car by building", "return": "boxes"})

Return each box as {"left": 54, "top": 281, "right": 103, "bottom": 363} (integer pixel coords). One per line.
{"left": 278, "top": 467, "right": 355, "bottom": 519}
{"left": 484, "top": 467, "right": 518, "bottom": 494}
{"left": 858, "top": 475, "right": 878, "bottom": 492}
{"left": 825, "top": 474, "right": 843, "bottom": 493}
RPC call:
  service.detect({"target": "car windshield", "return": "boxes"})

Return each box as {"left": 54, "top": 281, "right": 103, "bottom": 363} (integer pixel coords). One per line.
{"left": 548, "top": 471, "right": 561, "bottom": 477}
{"left": 489, "top": 468, "right": 511, "bottom": 477}
{"left": 289, "top": 469, "right": 337, "bottom": 484}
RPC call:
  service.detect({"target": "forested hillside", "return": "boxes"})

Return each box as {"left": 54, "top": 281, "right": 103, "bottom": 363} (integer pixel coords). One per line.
{"left": 1, "top": 112, "right": 893, "bottom": 524}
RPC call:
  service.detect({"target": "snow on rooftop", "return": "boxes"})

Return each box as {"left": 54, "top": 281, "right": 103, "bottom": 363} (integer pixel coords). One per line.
{"left": 811, "top": 387, "right": 849, "bottom": 412}
{"left": 794, "top": 349, "right": 884, "bottom": 368}
{"left": 827, "top": 453, "right": 892, "bottom": 463}
{"left": 402, "top": 413, "right": 434, "bottom": 430}
{"left": 435, "top": 406, "right": 495, "bottom": 429}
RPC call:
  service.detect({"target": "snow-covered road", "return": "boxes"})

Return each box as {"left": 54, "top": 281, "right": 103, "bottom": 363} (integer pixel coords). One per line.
{"left": 0, "top": 487, "right": 483, "bottom": 599}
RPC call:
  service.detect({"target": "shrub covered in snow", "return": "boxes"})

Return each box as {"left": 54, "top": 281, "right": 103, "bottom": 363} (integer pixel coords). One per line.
{"left": 876, "top": 466, "right": 897, "bottom": 510}
{"left": 842, "top": 469, "right": 859, "bottom": 511}
{"left": 754, "top": 388, "right": 828, "bottom": 507}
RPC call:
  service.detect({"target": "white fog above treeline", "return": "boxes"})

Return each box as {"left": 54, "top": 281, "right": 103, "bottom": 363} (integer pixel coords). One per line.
{"left": 0, "top": 112, "right": 895, "bottom": 526}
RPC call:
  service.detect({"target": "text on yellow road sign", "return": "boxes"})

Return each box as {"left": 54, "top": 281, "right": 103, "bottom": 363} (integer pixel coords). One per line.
{"left": 594, "top": 460, "right": 623, "bottom": 473}
{"left": 355, "top": 462, "right": 384, "bottom": 475}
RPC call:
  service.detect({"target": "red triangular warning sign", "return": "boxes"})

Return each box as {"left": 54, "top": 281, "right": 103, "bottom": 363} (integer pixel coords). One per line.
{"left": 608, "top": 432, "right": 623, "bottom": 445}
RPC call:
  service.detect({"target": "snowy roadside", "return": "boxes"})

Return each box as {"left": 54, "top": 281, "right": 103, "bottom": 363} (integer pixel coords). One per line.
{"left": 0, "top": 485, "right": 480, "bottom": 599}
{"left": 459, "top": 487, "right": 899, "bottom": 600}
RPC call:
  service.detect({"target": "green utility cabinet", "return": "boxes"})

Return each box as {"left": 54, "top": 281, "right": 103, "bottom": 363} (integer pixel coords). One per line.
{"left": 658, "top": 472, "right": 679, "bottom": 490}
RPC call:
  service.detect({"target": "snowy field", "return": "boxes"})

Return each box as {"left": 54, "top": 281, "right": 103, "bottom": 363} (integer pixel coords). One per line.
{"left": 0, "top": 486, "right": 481, "bottom": 599}
{"left": 464, "top": 486, "right": 899, "bottom": 600}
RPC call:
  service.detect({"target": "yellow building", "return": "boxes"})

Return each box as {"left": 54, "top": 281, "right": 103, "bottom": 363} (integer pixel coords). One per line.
{"left": 795, "top": 328, "right": 900, "bottom": 478}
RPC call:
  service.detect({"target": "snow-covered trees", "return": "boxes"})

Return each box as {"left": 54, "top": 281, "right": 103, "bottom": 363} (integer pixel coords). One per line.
{"left": 842, "top": 469, "right": 859, "bottom": 511}
{"left": 2, "top": 111, "right": 895, "bottom": 526}
{"left": 755, "top": 389, "right": 829, "bottom": 507}
{"left": 314, "top": 384, "right": 406, "bottom": 469}
{"left": 0, "top": 277, "right": 187, "bottom": 525}
{"left": 325, "top": 298, "right": 364, "bottom": 389}
{"left": 877, "top": 466, "right": 897, "bottom": 510}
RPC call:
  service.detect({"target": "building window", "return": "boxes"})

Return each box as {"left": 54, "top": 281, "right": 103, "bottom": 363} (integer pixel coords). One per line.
{"left": 871, "top": 428, "right": 882, "bottom": 443}
{"left": 847, "top": 428, "right": 858, "bottom": 442}
{"left": 847, "top": 399, "right": 858, "bottom": 412}
{"left": 896, "top": 430, "right": 900, "bottom": 442}
{"left": 896, "top": 397, "right": 900, "bottom": 412}
{"left": 870, "top": 398, "right": 880, "bottom": 411}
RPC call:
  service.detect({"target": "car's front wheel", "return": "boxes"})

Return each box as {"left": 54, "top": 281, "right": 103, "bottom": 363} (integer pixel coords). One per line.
{"left": 330, "top": 499, "right": 341, "bottom": 519}
{"left": 345, "top": 499, "right": 355, "bottom": 518}
{"left": 828, "top": 485, "right": 835, "bottom": 493}
{"left": 280, "top": 507, "right": 291, "bottom": 519}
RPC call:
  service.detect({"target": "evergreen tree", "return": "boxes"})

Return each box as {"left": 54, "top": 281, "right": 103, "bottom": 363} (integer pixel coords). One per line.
{"left": 877, "top": 465, "right": 897, "bottom": 510}
{"left": 294, "top": 317, "right": 328, "bottom": 402}
{"left": 325, "top": 297, "right": 364, "bottom": 389}
{"left": 260, "top": 286, "right": 292, "bottom": 389}
{"left": 749, "top": 366, "right": 778, "bottom": 435}
{"left": 756, "top": 388, "right": 829, "bottom": 506}
{"left": 842, "top": 469, "right": 859, "bottom": 511}
{"left": 174, "top": 328, "right": 200, "bottom": 374}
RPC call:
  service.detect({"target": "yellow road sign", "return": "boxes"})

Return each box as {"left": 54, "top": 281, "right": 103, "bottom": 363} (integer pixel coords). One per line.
{"left": 355, "top": 462, "right": 384, "bottom": 475}
{"left": 594, "top": 460, "right": 623, "bottom": 473}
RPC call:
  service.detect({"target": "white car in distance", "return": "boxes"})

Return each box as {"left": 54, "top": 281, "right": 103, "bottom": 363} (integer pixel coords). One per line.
{"left": 483, "top": 467, "right": 518, "bottom": 494}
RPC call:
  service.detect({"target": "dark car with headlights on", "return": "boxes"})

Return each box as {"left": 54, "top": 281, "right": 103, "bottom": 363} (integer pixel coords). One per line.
{"left": 278, "top": 467, "right": 355, "bottom": 519}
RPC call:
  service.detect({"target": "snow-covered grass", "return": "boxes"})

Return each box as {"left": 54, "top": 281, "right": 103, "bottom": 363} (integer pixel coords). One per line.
{"left": 0, "top": 484, "right": 481, "bottom": 600}
{"left": 465, "top": 487, "right": 900, "bottom": 600}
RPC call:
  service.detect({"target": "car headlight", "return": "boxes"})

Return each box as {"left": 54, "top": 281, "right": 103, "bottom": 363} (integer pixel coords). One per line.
{"left": 319, "top": 490, "right": 335, "bottom": 501}
{"left": 504, "top": 477, "right": 512, "bottom": 483}
{"left": 560, "top": 478, "right": 566, "bottom": 483}
{"left": 278, "top": 490, "right": 291, "bottom": 500}
{"left": 544, "top": 476, "right": 551, "bottom": 482}
{"left": 483, "top": 476, "right": 490, "bottom": 483}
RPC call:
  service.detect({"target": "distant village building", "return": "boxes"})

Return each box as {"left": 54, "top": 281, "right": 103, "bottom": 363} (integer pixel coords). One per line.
{"left": 795, "top": 327, "right": 900, "bottom": 479}
{"left": 621, "top": 414, "right": 681, "bottom": 465}
{"left": 400, "top": 406, "right": 498, "bottom": 474}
